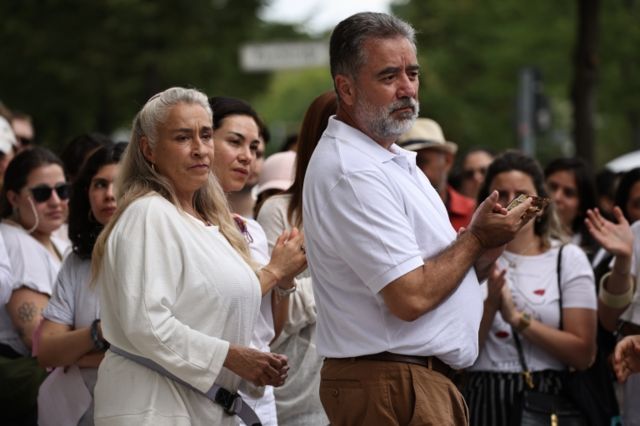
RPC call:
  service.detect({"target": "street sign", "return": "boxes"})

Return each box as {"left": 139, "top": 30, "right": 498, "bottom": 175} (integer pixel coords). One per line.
{"left": 240, "top": 41, "right": 329, "bottom": 72}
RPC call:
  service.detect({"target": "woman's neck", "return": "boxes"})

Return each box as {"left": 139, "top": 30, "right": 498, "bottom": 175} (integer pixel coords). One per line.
{"left": 506, "top": 229, "right": 543, "bottom": 256}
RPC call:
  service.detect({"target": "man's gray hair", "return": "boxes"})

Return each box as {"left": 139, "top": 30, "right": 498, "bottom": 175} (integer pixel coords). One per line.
{"left": 330, "top": 12, "right": 416, "bottom": 80}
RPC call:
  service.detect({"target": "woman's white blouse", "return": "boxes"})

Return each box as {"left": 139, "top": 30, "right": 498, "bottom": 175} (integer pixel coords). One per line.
{"left": 94, "top": 194, "right": 260, "bottom": 425}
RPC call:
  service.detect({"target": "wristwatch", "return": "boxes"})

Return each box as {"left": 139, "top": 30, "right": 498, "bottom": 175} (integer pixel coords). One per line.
{"left": 90, "top": 319, "right": 110, "bottom": 351}
{"left": 516, "top": 312, "right": 532, "bottom": 332}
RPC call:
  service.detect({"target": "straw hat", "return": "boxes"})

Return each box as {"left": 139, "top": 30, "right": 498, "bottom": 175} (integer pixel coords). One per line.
{"left": 397, "top": 118, "right": 457, "bottom": 154}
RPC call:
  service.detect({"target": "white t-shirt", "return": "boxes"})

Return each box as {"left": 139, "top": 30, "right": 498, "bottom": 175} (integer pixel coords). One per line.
{"left": 93, "top": 194, "right": 261, "bottom": 425}
{"left": 43, "top": 253, "right": 99, "bottom": 389}
{"left": 0, "top": 221, "right": 69, "bottom": 356}
{"left": 302, "top": 117, "right": 483, "bottom": 369}
{"left": 0, "top": 232, "right": 13, "bottom": 305}
{"left": 471, "top": 243, "right": 597, "bottom": 372}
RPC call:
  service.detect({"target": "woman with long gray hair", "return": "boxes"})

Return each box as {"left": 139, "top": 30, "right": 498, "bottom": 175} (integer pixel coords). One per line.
{"left": 92, "top": 87, "right": 288, "bottom": 425}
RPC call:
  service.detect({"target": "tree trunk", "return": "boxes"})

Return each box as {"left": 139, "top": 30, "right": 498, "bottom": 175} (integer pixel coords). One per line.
{"left": 571, "top": 0, "right": 600, "bottom": 167}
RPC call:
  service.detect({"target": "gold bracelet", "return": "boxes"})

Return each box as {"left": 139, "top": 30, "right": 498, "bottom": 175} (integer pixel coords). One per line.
{"left": 261, "top": 267, "right": 282, "bottom": 283}
{"left": 515, "top": 312, "right": 532, "bottom": 332}
{"left": 599, "top": 272, "right": 634, "bottom": 308}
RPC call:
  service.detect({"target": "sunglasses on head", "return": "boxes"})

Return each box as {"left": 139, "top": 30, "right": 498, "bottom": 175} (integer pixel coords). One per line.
{"left": 29, "top": 183, "right": 71, "bottom": 203}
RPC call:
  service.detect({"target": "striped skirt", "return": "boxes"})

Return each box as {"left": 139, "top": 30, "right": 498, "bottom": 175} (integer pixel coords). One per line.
{"left": 463, "top": 370, "right": 564, "bottom": 426}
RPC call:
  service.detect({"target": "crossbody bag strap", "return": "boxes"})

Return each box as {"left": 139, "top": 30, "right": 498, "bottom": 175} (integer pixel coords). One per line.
{"left": 556, "top": 244, "right": 566, "bottom": 328}
{"left": 109, "top": 346, "right": 262, "bottom": 426}
{"left": 511, "top": 326, "right": 535, "bottom": 389}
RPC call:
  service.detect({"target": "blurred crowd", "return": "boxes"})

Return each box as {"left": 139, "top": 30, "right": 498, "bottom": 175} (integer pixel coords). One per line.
{"left": 1, "top": 10, "right": 640, "bottom": 426}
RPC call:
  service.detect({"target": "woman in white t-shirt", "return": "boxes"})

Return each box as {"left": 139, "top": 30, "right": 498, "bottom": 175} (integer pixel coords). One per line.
{"left": 463, "top": 151, "right": 597, "bottom": 426}
{"left": 0, "top": 147, "right": 70, "bottom": 424}
{"left": 209, "top": 96, "right": 307, "bottom": 426}
{"left": 37, "top": 142, "right": 126, "bottom": 425}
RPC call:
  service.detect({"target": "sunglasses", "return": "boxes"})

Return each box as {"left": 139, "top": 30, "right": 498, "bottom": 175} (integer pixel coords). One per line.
{"left": 29, "top": 183, "right": 71, "bottom": 203}
{"left": 462, "top": 167, "right": 487, "bottom": 180}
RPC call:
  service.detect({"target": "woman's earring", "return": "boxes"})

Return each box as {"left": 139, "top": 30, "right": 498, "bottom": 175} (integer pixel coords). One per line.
{"left": 151, "top": 163, "right": 156, "bottom": 172}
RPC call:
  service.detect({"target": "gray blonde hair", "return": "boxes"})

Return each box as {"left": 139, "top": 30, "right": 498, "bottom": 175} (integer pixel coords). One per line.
{"left": 92, "top": 87, "right": 254, "bottom": 278}
{"left": 330, "top": 12, "right": 416, "bottom": 80}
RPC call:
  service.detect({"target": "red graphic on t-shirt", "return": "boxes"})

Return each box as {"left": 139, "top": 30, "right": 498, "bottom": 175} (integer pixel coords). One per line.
{"left": 533, "top": 289, "right": 545, "bottom": 296}
{"left": 495, "top": 330, "right": 510, "bottom": 339}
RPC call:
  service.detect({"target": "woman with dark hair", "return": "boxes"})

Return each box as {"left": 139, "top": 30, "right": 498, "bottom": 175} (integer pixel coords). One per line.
{"left": 464, "top": 150, "right": 597, "bottom": 426}
{"left": 614, "top": 167, "right": 640, "bottom": 224}
{"left": 0, "top": 146, "right": 70, "bottom": 424}
{"left": 209, "top": 96, "right": 306, "bottom": 426}
{"left": 256, "top": 91, "right": 336, "bottom": 425}
{"left": 545, "top": 157, "right": 599, "bottom": 258}
{"left": 37, "top": 142, "right": 126, "bottom": 425}
{"left": 583, "top": 167, "right": 640, "bottom": 426}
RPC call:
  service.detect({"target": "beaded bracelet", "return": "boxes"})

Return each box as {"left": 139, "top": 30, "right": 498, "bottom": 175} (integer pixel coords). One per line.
{"left": 599, "top": 272, "right": 635, "bottom": 309}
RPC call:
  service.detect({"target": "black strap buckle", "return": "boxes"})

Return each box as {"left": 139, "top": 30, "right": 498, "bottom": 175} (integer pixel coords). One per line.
{"left": 214, "top": 387, "right": 242, "bottom": 415}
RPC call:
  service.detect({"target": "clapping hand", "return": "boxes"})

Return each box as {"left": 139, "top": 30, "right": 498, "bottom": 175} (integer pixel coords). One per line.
{"left": 486, "top": 265, "right": 506, "bottom": 310}
{"left": 585, "top": 207, "right": 633, "bottom": 257}
{"left": 267, "top": 227, "right": 307, "bottom": 284}
{"left": 613, "top": 335, "right": 640, "bottom": 383}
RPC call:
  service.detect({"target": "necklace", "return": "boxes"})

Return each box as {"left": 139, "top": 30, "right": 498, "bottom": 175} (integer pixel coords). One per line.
{"left": 505, "top": 239, "right": 540, "bottom": 269}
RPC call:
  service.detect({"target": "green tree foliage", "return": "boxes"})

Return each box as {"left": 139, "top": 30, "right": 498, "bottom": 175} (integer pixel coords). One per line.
{"left": 0, "top": 0, "right": 272, "bottom": 150}
{"left": 392, "top": 0, "right": 640, "bottom": 166}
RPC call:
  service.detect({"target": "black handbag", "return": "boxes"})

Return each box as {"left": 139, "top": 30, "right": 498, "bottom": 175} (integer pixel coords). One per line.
{"left": 511, "top": 331, "right": 586, "bottom": 426}
{"left": 556, "top": 248, "right": 620, "bottom": 426}
{"left": 510, "top": 245, "right": 587, "bottom": 426}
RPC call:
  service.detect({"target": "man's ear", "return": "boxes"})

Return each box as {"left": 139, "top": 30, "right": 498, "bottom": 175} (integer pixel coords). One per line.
{"left": 444, "top": 152, "right": 455, "bottom": 172}
{"left": 140, "top": 136, "right": 154, "bottom": 164}
{"left": 335, "top": 74, "right": 356, "bottom": 107}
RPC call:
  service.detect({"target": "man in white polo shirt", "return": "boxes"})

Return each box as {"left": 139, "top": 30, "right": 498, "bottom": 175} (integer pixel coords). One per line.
{"left": 302, "top": 12, "right": 535, "bottom": 425}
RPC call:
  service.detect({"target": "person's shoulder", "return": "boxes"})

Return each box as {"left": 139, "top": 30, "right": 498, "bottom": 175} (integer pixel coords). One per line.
{"left": 120, "top": 193, "right": 178, "bottom": 221}
{"left": 448, "top": 186, "right": 476, "bottom": 210}
{"left": 259, "top": 194, "right": 291, "bottom": 215}
{"left": 58, "top": 252, "right": 90, "bottom": 284}
{"left": 113, "top": 193, "right": 181, "bottom": 236}
{"left": 631, "top": 219, "right": 640, "bottom": 234}
{"left": 558, "top": 242, "right": 591, "bottom": 265}
{"left": 0, "top": 221, "right": 38, "bottom": 250}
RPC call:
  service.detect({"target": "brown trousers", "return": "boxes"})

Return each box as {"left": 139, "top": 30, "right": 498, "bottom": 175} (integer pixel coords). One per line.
{"left": 319, "top": 358, "right": 469, "bottom": 426}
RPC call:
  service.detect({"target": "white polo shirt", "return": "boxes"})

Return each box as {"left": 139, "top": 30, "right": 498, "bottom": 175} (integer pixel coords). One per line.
{"left": 302, "top": 117, "right": 483, "bottom": 369}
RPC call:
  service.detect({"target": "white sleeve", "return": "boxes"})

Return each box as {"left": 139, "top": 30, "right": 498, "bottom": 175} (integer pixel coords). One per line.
{"left": 256, "top": 196, "right": 290, "bottom": 254}
{"left": 560, "top": 244, "right": 597, "bottom": 310}
{"left": 629, "top": 221, "right": 640, "bottom": 277}
{"left": 0, "top": 233, "right": 12, "bottom": 305}
{"left": 42, "top": 255, "right": 77, "bottom": 326}
{"left": 1, "top": 225, "right": 58, "bottom": 295}
{"left": 102, "top": 200, "right": 230, "bottom": 393}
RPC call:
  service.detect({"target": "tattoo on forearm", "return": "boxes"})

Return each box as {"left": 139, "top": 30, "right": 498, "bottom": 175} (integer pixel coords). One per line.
{"left": 17, "top": 302, "right": 38, "bottom": 323}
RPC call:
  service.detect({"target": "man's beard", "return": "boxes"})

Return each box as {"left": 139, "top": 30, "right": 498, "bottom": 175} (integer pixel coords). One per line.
{"left": 355, "top": 96, "right": 420, "bottom": 142}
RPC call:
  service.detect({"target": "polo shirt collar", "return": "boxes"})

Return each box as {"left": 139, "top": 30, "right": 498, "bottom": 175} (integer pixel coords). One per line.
{"left": 325, "top": 116, "right": 416, "bottom": 171}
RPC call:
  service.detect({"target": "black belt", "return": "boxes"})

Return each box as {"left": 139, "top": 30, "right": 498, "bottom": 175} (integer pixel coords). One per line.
{"left": 336, "top": 351, "right": 457, "bottom": 379}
